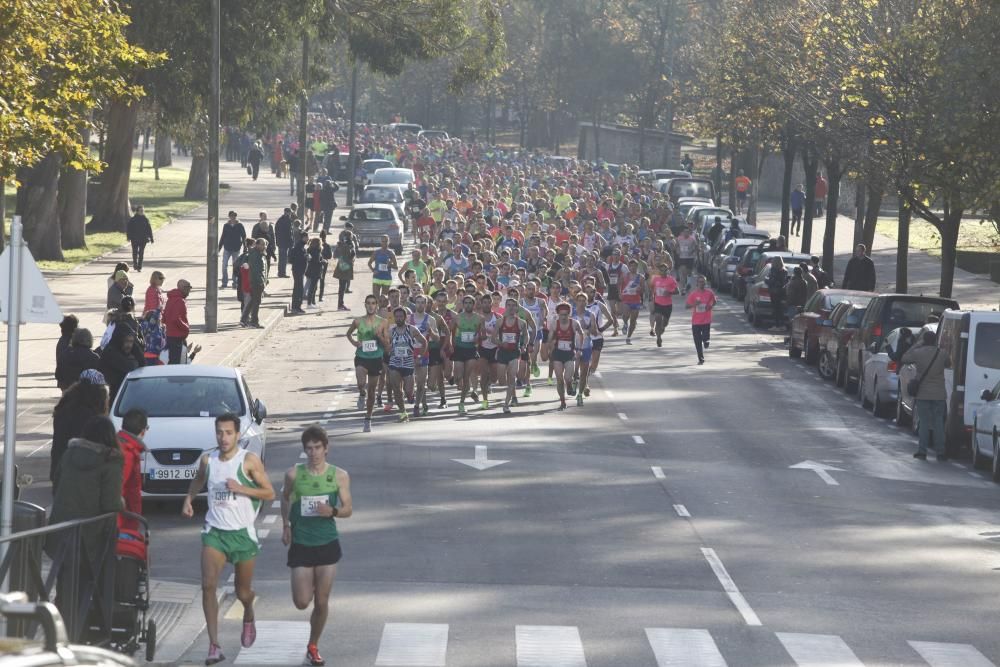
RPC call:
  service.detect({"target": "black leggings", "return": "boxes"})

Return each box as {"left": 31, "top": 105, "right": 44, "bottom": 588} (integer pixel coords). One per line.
{"left": 692, "top": 324, "right": 711, "bottom": 360}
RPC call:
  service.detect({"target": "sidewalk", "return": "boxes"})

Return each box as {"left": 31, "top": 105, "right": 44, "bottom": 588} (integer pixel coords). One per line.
{"left": 754, "top": 203, "right": 998, "bottom": 311}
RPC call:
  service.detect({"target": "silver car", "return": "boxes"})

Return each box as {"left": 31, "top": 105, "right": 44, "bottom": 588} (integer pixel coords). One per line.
{"left": 860, "top": 327, "right": 920, "bottom": 418}
{"left": 973, "top": 379, "right": 1000, "bottom": 481}
{"left": 341, "top": 203, "right": 404, "bottom": 253}
{"left": 360, "top": 184, "right": 408, "bottom": 230}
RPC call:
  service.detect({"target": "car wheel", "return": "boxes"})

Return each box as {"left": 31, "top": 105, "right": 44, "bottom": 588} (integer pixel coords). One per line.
{"left": 872, "top": 382, "right": 888, "bottom": 418}
{"left": 971, "top": 419, "right": 987, "bottom": 470}
{"left": 992, "top": 430, "right": 1000, "bottom": 483}
{"left": 859, "top": 376, "right": 869, "bottom": 407}
{"left": 804, "top": 337, "right": 819, "bottom": 365}
{"left": 895, "top": 385, "right": 911, "bottom": 427}
{"left": 788, "top": 343, "right": 801, "bottom": 359}
{"left": 819, "top": 351, "right": 835, "bottom": 380}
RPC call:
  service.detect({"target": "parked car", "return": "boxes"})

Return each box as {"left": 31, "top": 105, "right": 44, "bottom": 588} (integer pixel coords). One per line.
{"left": 388, "top": 122, "right": 423, "bottom": 135}
{"left": 860, "top": 326, "right": 921, "bottom": 418}
{"left": 360, "top": 184, "right": 408, "bottom": 230}
{"left": 972, "top": 379, "right": 1000, "bottom": 481}
{"left": 417, "top": 129, "right": 449, "bottom": 141}
{"left": 743, "top": 252, "right": 813, "bottom": 327}
{"left": 110, "top": 365, "right": 268, "bottom": 498}
{"left": 731, "top": 243, "right": 773, "bottom": 300}
{"left": 662, "top": 177, "right": 717, "bottom": 204}
{"left": 823, "top": 303, "right": 869, "bottom": 386}
{"left": 816, "top": 301, "right": 861, "bottom": 381}
{"left": 709, "top": 235, "right": 769, "bottom": 292}
{"left": 895, "top": 322, "right": 939, "bottom": 431}
{"left": 340, "top": 204, "right": 404, "bottom": 253}
{"left": 845, "top": 294, "right": 959, "bottom": 393}
{"left": 370, "top": 167, "right": 416, "bottom": 187}
{"left": 362, "top": 159, "right": 394, "bottom": 178}
{"left": 674, "top": 197, "right": 715, "bottom": 224}
{"left": 788, "top": 289, "right": 875, "bottom": 363}
{"left": 647, "top": 169, "right": 692, "bottom": 184}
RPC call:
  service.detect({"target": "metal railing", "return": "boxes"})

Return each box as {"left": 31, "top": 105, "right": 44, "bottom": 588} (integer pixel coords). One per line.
{"left": 0, "top": 507, "right": 120, "bottom": 645}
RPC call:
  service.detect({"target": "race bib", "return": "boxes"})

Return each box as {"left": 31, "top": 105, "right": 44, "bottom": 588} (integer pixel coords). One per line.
{"left": 212, "top": 488, "right": 235, "bottom": 510}
{"left": 696, "top": 304, "right": 708, "bottom": 313}
{"left": 394, "top": 345, "right": 411, "bottom": 358}
{"left": 609, "top": 276, "right": 619, "bottom": 285}
{"left": 460, "top": 331, "right": 475, "bottom": 343}
{"left": 656, "top": 287, "right": 668, "bottom": 297}
{"left": 377, "top": 263, "right": 389, "bottom": 272}
{"left": 502, "top": 332, "right": 517, "bottom": 344}
{"left": 300, "top": 495, "right": 328, "bottom": 518}
{"left": 361, "top": 339, "right": 378, "bottom": 353}
{"left": 557, "top": 340, "right": 572, "bottom": 351}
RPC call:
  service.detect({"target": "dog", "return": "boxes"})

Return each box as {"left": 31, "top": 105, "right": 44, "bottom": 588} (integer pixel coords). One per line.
{"left": 277, "top": 160, "right": 288, "bottom": 178}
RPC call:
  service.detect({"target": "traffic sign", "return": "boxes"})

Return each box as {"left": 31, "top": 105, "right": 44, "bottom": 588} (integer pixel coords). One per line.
{"left": 0, "top": 244, "right": 63, "bottom": 324}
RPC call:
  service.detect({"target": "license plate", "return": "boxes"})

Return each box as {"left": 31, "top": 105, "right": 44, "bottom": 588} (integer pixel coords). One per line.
{"left": 148, "top": 468, "right": 197, "bottom": 480}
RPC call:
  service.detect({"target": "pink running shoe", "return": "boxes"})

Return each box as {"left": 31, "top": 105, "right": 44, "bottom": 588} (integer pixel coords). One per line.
{"left": 241, "top": 618, "right": 256, "bottom": 648}
{"left": 205, "top": 643, "right": 225, "bottom": 665}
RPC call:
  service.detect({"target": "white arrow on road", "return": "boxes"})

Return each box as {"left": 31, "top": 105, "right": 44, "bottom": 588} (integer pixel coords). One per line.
{"left": 452, "top": 445, "right": 509, "bottom": 471}
{"left": 789, "top": 460, "right": 844, "bottom": 485}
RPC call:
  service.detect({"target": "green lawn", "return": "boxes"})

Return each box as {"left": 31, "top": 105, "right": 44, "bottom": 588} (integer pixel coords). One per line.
{"left": 3, "top": 160, "right": 201, "bottom": 271}
{"left": 875, "top": 215, "right": 1000, "bottom": 258}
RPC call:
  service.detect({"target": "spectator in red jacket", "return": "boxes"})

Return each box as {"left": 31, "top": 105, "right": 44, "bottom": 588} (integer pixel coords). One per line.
{"left": 163, "top": 279, "right": 191, "bottom": 364}
{"left": 117, "top": 408, "right": 148, "bottom": 530}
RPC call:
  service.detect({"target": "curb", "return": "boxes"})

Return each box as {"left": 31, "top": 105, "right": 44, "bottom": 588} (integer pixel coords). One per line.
{"left": 144, "top": 588, "right": 226, "bottom": 666}
{"left": 218, "top": 306, "right": 285, "bottom": 368}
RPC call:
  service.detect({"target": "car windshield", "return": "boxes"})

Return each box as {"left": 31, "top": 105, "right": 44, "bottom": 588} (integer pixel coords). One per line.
{"left": 364, "top": 161, "right": 392, "bottom": 173}
{"left": 350, "top": 208, "right": 394, "bottom": 222}
{"left": 885, "top": 300, "right": 952, "bottom": 329}
{"left": 733, "top": 245, "right": 752, "bottom": 259}
{"left": 673, "top": 182, "right": 714, "bottom": 199}
{"left": 974, "top": 322, "right": 1000, "bottom": 369}
{"left": 372, "top": 170, "right": 411, "bottom": 184}
{"left": 115, "top": 376, "right": 244, "bottom": 418}
{"left": 361, "top": 188, "right": 402, "bottom": 203}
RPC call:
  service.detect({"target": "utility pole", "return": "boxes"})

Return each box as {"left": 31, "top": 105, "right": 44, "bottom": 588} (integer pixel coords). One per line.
{"left": 205, "top": 0, "right": 220, "bottom": 333}
{"left": 346, "top": 61, "right": 359, "bottom": 206}
{"left": 1, "top": 218, "right": 23, "bottom": 579}
{"left": 298, "top": 32, "right": 309, "bottom": 216}
{"left": 660, "top": 0, "right": 678, "bottom": 168}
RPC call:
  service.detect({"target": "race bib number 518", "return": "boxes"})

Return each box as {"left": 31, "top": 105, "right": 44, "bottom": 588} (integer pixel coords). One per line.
{"left": 300, "top": 495, "right": 329, "bottom": 517}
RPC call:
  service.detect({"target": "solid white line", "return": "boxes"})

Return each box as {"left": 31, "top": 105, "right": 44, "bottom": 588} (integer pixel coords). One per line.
{"left": 673, "top": 504, "right": 691, "bottom": 518}
{"left": 776, "top": 632, "right": 863, "bottom": 666}
{"left": 28, "top": 439, "right": 53, "bottom": 457}
{"left": 376, "top": 623, "right": 449, "bottom": 666}
{"left": 645, "top": 628, "right": 727, "bottom": 667}
{"left": 516, "top": 625, "right": 586, "bottom": 667}
{"left": 262, "top": 515, "right": 277, "bottom": 525}
{"left": 814, "top": 469, "right": 840, "bottom": 486}
{"left": 618, "top": 412, "right": 629, "bottom": 421}
{"left": 700, "top": 548, "right": 762, "bottom": 626}
{"left": 908, "top": 640, "right": 997, "bottom": 667}
{"left": 968, "top": 472, "right": 982, "bottom": 478}
{"left": 652, "top": 466, "right": 666, "bottom": 479}
{"left": 632, "top": 434, "right": 646, "bottom": 444}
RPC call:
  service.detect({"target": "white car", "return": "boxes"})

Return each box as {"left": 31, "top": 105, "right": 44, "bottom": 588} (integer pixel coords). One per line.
{"left": 371, "top": 167, "right": 416, "bottom": 187}
{"left": 973, "top": 380, "right": 1000, "bottom": 481}
{"left": 417, "top": 130, "right": 449, "bottom": 141}
{"left": 110, "top": 365, "right": 268, "bottom": 498}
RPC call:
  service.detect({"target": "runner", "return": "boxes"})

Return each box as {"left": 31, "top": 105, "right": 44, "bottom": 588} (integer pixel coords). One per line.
{"left": 387, "top": 306, "right": 428, "bottom": 421}
{"left": 494, "top": 297, "right": 529, "bottom": 413}
{"left": 477, "top": 294, "right": 499, "bottom": 409}
{"left": 685, "top": 274, "right": 717, "bottom": 365}
{"left": 582, "top": 284, "right": 615, "bottom": 377}
{"left": 408, "top": 295, "right": 439, "bottom": 416}
{"left": 619, "top": 259, "right": 645, "bottom": 344}
{"left": 546, "top": 302, "right": 584, "bottom": 410}
{"left": 544, "top": 281, "right": 564, "bottom": 385}
{"left": 368, "top": 235, "right": 397, "bottom": 301}
{"left": 280, "top": 426, "right": 353, "bottom": 667}
{"left": 345, "top": 295, "right": 385, "bottom": 432}
{"left": 572, "top": 292, "right": 600, "bottom": 405}
{"left": 675, "top": 227, "right": 697, "bottom": 293}
{"left": 430, "top": 289, "right": 455, "bottom": 408}
{"left": 181, "top": 414, "right": 275, "bottom": 666}
{"left": 518, "top": 281, "right": 548, "bottom": 394}
{"left": 605, "top": 248, "right": 627, "bottom": 329}
{"left": 650, "top": 262, "right": 680, "bottom": 347}
{"left": 450, "top": 295, "right": 483, "bottom": 414}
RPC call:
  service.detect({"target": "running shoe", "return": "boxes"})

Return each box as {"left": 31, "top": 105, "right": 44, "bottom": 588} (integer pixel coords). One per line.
{"left": 422, "top": 402, "right": 429, "bottom": 415}
{"left": 649, "top": 329, "right": 655, "bottom": 336}
{"left": 546, "top": 377, "right": 554, "bottom": 385}
{"left": 516, "top": 379, "right": 524, "bottom": 388}
{"left": 241, "top": 618, "right": 256, "bottom": 648}
{"left": 576, "top": 394, "right": 584, "bottom": 406}
{"left": 625, "top": 337, "right": 632, "bottom": 345}
{"left": 503, "top": 405, "right": 511, "bottom": 414}
{"left": 524, "top": 386, "right": 532, "bottom": 398}
{"left": 481, "top": 399, "right": 489, "bottom": 410}
{"left": 458, "top": 403, "right": 466, "bottom": 414}
{"left": 305, "top": 643, "right": 325, "bottom": 666}
{"left": 559, "top": 400, "right": 567, "bottom": 411}
{"left": 698, "top": 358, "right": 705, "bottom": 365}
{"left": 399, "top": 411, "right": 409, "bottom": 422}
{"left": 704, "top": 341, "right": 710, "bottom": 349}
{"left": 656, "top": 336, "right": 662, "bottom": 348}
{"left": 376, "top": 396, "right": 383, "bottom": 407}
{"left": 439, "top": 398, "right": 448, "bottom": 409}
{"left": 531, "top": 362, "right": 540, "bottom": 377}
{"left": 383, "top": 402, "right": 393, "bottom": 413}
{"left": 357, "top": 395, "right": 365, "bottom": 410}
{"left": 583, "top": 387, "right": 590, "bottom": 397}
{"left": 205, "top": 643, "right": 225, "bottom": 665}
{"left": 512, "top": 396, "right": 519, "bottom": 406}
{"left": 363, "top": 418, "right": 372, "bottom": 433}
{"left": 470, "top": 391, "right": 479, "bottom": 403}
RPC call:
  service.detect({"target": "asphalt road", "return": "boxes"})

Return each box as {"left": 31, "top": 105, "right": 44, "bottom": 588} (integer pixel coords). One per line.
{"left": 140, "top": 263, "right": 1000, "bottom": 666}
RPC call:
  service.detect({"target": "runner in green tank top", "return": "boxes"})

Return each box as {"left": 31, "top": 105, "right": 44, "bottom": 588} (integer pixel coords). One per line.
{"left": 449, "top": 295, "right": 483, "bottom": 414}
{"left": 346, "top": 295, "right": 386, "bottom": 431}
{"left": 280, "top": 426, "right": 353, "bottom": 667}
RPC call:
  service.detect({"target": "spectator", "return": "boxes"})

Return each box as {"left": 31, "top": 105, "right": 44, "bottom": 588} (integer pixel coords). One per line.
{"left": 318, "top": 230, "right": 333, "bottom": 303}
{"left": 766, "top": 256, "right": 789, "bottom": 328}
{"left": 790, "top": 184, "right": 805, "bottom": 236}
{"left": 139, "top": 308, "right": 166, "bottom": 365}
{"left": 786, "top": 266, "right": 809, "bottom": 321}
{"left": 251, "top": 211, "right": 277, "bottom": 278}
{"left": 106, "top": 262, "right": 129, "bottom": 289}
{"left": 116, "top": 409, "right": 148, "bottom": 529}
{"left": 274, "top": 207, "right": 294, "bottom": 278}
{"left": 333, "top": 228, "right": 356, "bottom": 310}
{"left": 51, "top": 369, "right": 109, "bottom": 487}
{"left": 799, "top": 261, "right": 818, "bottom": 299}
{"left": 163, "top": 279, "right": 192, "bottom": 364}
{"left": 56, "top": 315, "right": 79, "bottom": 373}
{"left": 902, "top": 328, "right": 948, "bottom": 460}
{"left": 144, "top": 270, "right": 167, "bottom": 316}
{"left": 247, "top": 140, "right": 264, "bottom": 180}
{"left": 126, "top": 205, "right": 154, "bottom": 271}
{"left": 56, "top": 328, "right": 101, "bottom": 391}
{"left": 235, "top": 238, "right": 255, "bottom": 308}
{"left": 218, "top": 211, "right": 246, "bottom": 289}
{"left": 107, "top": 269, "right": 133, "bottom": 310}
{"left": 815, "top": 172, "right": 828, "bottom": 216}
{"left": 304, "top": 237, "right": 324, "bottom": 307}
{"left": 241, "top": 239, "right": 267, "bottom": 328}
{"left": 319, "top": 179, "right": 340, "bottom": 232}
{"left": 289, "top": 231, "right": 308, "bottom": 314}
{"left": 810, "top": 256, "right": 831, "bottom": 289}
{"left": 842, "top": 243, "right": 877, "bottom": 291}
{"left": 100, "top": 326, "right": 140, "bottom": 400}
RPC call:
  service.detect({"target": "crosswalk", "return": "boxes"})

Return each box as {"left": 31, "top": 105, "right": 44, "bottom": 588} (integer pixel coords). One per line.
{"left": 230, "top": 621, "right": 997, "bottom": 666}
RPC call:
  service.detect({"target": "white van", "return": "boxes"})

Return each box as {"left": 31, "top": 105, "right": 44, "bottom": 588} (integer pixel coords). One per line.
{"left": 936, "top": 309, "right": 1000, "bottom": 451}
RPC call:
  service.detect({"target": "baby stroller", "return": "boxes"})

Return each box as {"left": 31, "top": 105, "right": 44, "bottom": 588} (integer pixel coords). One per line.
{"left": 92, "top": 511, "right": 156, "bottom": 661}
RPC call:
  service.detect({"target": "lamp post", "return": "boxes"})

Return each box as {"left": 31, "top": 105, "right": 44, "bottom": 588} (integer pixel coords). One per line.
{"left": 205, "top": 0, "right": 221, "bottom": 332}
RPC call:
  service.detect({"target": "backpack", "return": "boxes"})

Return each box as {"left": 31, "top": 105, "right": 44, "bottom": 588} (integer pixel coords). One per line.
{"left": 140, "top": 310, "right": 166, "bottom": 355}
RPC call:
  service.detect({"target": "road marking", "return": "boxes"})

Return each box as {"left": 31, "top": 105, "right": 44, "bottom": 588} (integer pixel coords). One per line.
{"left": 776, "top": 632, "right": 863, "bottom": 666}
{"left": 224, "top": 593, "right": 255, "bottom": 620}
{"left": 515, "top": 625, "right": 586, "bottom": 667}
{"left": 323, "top": 413, "right": 333, "bottom": 418}
{"left": 375, "top": 623, "right": 448, "bottom": 666}
{"left": 452, "top": 445, "right": 509, "bottom": 470}
{"left": 27, "top": 438, "right": 53, "bottom": 457}
{"left": 234, "top": 620, "right": 309, "bottom": 664}
{"left": 968, "top": 472, "right": 982, "bottom": 478}
{"left": 262, "top": 515, "right": 277, "bottom": 525}
{"left": 652, "top": 466, "right": 666, "bottom": 479}
{"left": 618, "top": 412, "right": 629, "bottom": 421}
{"left": 605, "top": 389, "right": 615, "bottom": 399}
{"left": 951, "top": 462, "right": 965, "bottom": 468}
{"left": 632, "top": 435, "right": 646, "bottom": 444}
{"left": 645, "top": 628, "right": 727, "bottom": 666}
{"left": 789, "top": 460, "right": 843, "bottom": 486}
{"left": 227, "top": 573, "right": 235, "bottom": 584}
{"left": 593, "top": 371, "right": 602, "bottom": 378}
{"left": 700, "top": 548, "right": 761, "bottom": 626}
{"left": 270, "top": 500, "right": 280, "bottom": 510}
{"left": 673, "top": 504, "right": 691, "bottom": 517}
{"left": 908, "top": 640, "right": 997, "bottom": 667}
{"left": 257, "top": 529, "right": 270, "bottom": 539}
{"left": 299, "top": 451, "right": 307, "bottom": 459}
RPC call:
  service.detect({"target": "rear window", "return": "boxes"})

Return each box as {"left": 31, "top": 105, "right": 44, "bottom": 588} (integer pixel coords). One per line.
{"left": 733, "top": 246, "right": 751, "bottom": 259}
{"left": 883, "top": 300, "right": 953, "bottom": 329}
{"left": 361, "top": 188, "right": 402, "bottom": 203}
{"left": 974, "top": 322, "right": 1000, "bottom": 369}
{"left": 116, "top": 376, "right": 244, "bottom": 418}
{"left": 671, "top": 181, "right": 714, "bottom": 199}
{"left": 350, "top": 209, "right": 394, "bottom": 222}
{"left": 844, "top": 308, "right": 867, "bottom": 327}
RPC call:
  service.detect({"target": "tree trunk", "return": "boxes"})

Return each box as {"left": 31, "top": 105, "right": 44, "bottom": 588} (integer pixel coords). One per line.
{"left": 16, "top": 153, "right": 64, "bottom": 261}
{"left": 0, "top": 176, "right": 6, "bottom": 253}
{"left": 58, "top": 128, "right": 90, "bottom": 249}
{"left": 861, "top": 182, "right": 883, "bottom": 254}
{"left": 800, "top": 146, "right": 818, "bottom": 254}
{"left": 184, "top": 152, "right": 209, "bottom": 200}
{"left": 637, "top": 120, "right": 646, "bottom": 167}
{"left": 89, "top": 100, "right": 138, "bottom": 232}
{"left": 592, "top": 106, "right": 601, "bottom": 162}
{"left": 155, "top": 131, "right": 172, "bottom": 168}
{"left": 728, "top": 150, "right": 737, "bottom": 210}
{"left": 895, "top": 194, "right": 910, "bottom": 293}
{"left": 779, "top": 137, "right": 796, "bottom": 239}
{"left": 853, "top": 179, "right": 865, "bottom": 247}
{"left": 821, "top": 158, "right": 841, "bottom": 276}
{"left": 938, "top": 209, "right": 962, "bottom": 299}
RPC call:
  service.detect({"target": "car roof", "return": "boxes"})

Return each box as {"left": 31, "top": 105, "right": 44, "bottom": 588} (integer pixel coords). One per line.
{"left": 872, "top": 293, "right": 958, "bottom": 303}
{"left": 818, "top": 288, "right": 876, "bottom": 297}
{"left": 363, "top": 159, "right": 393, "bottom": 164}
{"left": 125, "top": 365, "right": 240, "bottom": 379}
{"left": 373, "top": 167, "right": 412, "bottom": 174}
{"left": 350, "top": 203, "right": 397, "bottom": 211}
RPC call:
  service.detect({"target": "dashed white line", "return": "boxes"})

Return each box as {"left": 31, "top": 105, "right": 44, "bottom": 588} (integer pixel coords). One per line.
{"left": 618, "top": 412, "right": 629, "bottom": 421}
{"left": 632, "top": 435, "right": 646, "bottom": 445}
{"left": 605, "top": 389, "right": 615, "bottom": 399}
{"left": 323, "top": 413, "right": 333, "bottom": 419}
{"left": 651, "top": 466, "right": 666, "bottom": 479}
{"left": 673, "top": 504, "right": 691, "bottom": 517}
{"left": 257, "top": 529, "right": 271, "bottom": 539}
{"left": 262, "top": 515, "right": 278, "bottom": 525}
{"left": 701, "top": 547, "right": 762, "bottom": 626}
{"left": 299, "top": 452, "right": 307, "bottom": 459}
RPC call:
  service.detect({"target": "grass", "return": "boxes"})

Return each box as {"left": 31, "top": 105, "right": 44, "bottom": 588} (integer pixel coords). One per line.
{"left": 3, "top": 157, "right": 201, "bottom": 271}
{"left": 875, "top": 215, "right": 1000, "bottom": 259}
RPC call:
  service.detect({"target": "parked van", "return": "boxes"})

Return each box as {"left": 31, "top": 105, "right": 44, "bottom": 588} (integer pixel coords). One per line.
{"left": 936, "top": 310, "right": 1000, "bottom": 452}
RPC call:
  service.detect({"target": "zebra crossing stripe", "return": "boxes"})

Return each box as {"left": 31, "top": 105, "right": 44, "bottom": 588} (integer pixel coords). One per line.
{"left": 645, "top": 628, "right": 727, "bottom": 667}
{"left": 908, "top": 641, "right": 997, "bottom": 667}
{"left": 516, "top": 625, "right": 586, "bottom": 667}
{"left": 776, "top": 632, "right": 864, "bottom": 666}
{"left": 375, "top": 623, "right": 449, "bottom": 666}
{"left": 234, "top": 621, "right": 309, "bottom": 664}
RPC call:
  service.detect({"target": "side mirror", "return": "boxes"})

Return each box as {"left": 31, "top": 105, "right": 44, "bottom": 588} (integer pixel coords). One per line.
{"left": 819, "top": 319, "right": 833, "bottom": 327}
{"left": 982, "top": 389, "right": 995, "bottom": 402}
{"left": 253, "top": 398, "right": 267, "bottom": 424}
{"left": 339, "top": 215, "right": 348, "bottom": 221}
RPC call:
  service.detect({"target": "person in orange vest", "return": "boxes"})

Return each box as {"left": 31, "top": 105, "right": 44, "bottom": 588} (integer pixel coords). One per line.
{"left": 734, "top": 170, "right": 752, "bottom": 214}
